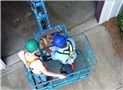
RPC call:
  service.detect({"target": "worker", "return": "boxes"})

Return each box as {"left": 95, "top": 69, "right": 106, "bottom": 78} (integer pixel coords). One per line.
{"left": 18, "top": 39, "right": 66, "bottom": 84}
{"left": 40, "top": 34, "right": 77, "bottom": 75}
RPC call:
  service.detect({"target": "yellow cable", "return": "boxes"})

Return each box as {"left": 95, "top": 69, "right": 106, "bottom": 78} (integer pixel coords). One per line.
{"left": 43, "top": 38, "right": 47, "bottom": 46}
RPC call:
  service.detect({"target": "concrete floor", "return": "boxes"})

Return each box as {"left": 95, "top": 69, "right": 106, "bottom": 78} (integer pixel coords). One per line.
{"left": 1, "top": 1, "right": 96, "bottom": 62}
{"left": 1, "top": 1, "right": 123, "bottom": 90}
{"left": 1, "top": 19, "right": 123, "bottom": 90}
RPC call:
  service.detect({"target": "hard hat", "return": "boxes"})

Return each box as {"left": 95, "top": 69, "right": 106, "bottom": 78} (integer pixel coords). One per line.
{"left": 53, "top": 34, "right": 66, "bottom": 48}
{"left": 25, "top": 39, "right": 39, "bottom": 53}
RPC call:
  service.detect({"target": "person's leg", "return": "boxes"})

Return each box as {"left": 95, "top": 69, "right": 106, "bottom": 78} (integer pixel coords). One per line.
{"left": 34, "top": 74, "right": 47, "bottom": 83}
{"left": 39, "top": 74, "right": 47, "bottom": 82}
{"left": 37, "top": 74, "right": 51, "bottom": 87}
{"left": 33, "top": 74, "right": 42, "bottom": 82}
{"left": 64, "top": 64, "right": 73, "bottom": 75}
{"left": 60, "top": 63, "right": 67, "bottom": 75}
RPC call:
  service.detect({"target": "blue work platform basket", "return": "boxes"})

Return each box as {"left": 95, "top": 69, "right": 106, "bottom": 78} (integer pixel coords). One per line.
{"left": 22, "top": 32, "right": 97, "bottom": 90}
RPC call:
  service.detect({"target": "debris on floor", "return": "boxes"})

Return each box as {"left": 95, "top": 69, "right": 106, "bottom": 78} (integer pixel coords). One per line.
{"left": 12, "top": 18, "right": 21, "bottom": 28}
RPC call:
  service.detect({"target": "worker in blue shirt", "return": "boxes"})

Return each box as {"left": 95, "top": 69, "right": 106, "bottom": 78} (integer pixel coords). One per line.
{"left": 40, "top": 34, "right": 77, "bottom": 75}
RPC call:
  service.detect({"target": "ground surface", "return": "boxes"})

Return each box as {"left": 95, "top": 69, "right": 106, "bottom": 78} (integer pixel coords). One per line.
{"left": 1, "top": 19, "right": 123, "bottom": 90}
{"left": 102, "top": 17, "right": 123, "bottom": 59}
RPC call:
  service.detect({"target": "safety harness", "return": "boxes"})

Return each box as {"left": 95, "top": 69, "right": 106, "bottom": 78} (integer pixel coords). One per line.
{"left": 24, "top": 51, "right": 47, "bottom": 73}
{"left": 57, "top": 40, "right": 75, "bottom": 64}
{"left": 57, "top": 40, "right": 75, "bottom": 71}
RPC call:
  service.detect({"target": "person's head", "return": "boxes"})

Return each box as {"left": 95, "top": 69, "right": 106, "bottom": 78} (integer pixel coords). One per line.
{"left": 53, "top": 34, "right": 67, "bottom": 48}
{"left": 25, "top": 39, "right": 39, "bottom": 53}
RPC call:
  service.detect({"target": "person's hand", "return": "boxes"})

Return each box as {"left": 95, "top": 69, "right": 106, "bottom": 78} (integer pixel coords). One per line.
{"left": 47, "top": 38, "right": 53, "bottom": 44}
{"left": 39, "top": 39, "right": 45, "bottom": 45}
{"left": 58, "top": 74, "right": 66, "bottom": 79}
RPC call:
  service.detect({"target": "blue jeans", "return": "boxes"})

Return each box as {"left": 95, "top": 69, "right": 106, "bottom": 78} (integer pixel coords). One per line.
{"left": 34, "top": 73, "right": 47, "bottom": 83}
{"left": 64, "top": 64, "right": 73, "bottom": 74}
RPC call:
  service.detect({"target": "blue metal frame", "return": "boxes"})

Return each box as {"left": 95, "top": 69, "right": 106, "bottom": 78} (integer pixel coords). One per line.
{"left": 31, "top": 0, "right": 50, "bottom": 30}
{"left": 34, "top": 23, "right": 68, "bottom": 41}
{"left": 23, "top": 33, "right": 97, "bottom": 90}
{"left": 34, "top": 23, "right": 68, "bottom": 59}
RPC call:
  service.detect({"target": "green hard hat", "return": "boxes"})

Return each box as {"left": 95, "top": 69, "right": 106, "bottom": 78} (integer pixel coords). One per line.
{"left": 25, "top": 39, "right": 39, "bottom": 53}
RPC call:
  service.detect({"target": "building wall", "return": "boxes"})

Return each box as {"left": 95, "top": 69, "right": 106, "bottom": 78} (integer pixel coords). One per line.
{"left": 99, "top": 0, "right": 123, "bottom": 24}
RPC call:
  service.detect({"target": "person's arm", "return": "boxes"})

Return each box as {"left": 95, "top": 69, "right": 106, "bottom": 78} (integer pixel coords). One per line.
{"left": 35, "top": 60, "right": 66, "bottom": 79}
{"left": 41, "top": 67, "right": 66, "bottom": 79}
{"left": 39, "top": 39, "right": 52, "bottom": 54}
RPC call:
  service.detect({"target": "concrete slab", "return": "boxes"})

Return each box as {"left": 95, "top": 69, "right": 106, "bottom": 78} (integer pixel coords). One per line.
{"left": 69, "top": 18, "right": 99, "bottom": 35}
{"left": 1, "top": 24, "right": 123, "bottom": 90}
{"left": 47, "top": 1, "right": 96, "bottom": 27}
{"left": 1, "top": 62, "right": 32, "bottom": 90}
{"left": 3, "top": 53, "right": 21, "bottom": 66}
{"left": 84, "top": 26, "right": 122, "bottom": 89}
{"left": 116, "top": 86, "right": 123, "bottom": 90}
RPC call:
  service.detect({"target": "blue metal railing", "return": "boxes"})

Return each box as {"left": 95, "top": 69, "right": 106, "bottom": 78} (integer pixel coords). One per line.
{"left": 22, "top": 33, "right": 97, "bottom": 90}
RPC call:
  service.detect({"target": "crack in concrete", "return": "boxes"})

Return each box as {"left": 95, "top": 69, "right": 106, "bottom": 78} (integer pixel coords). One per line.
{"left": 116, "top": 86, "right": 123, "bottom": 90}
